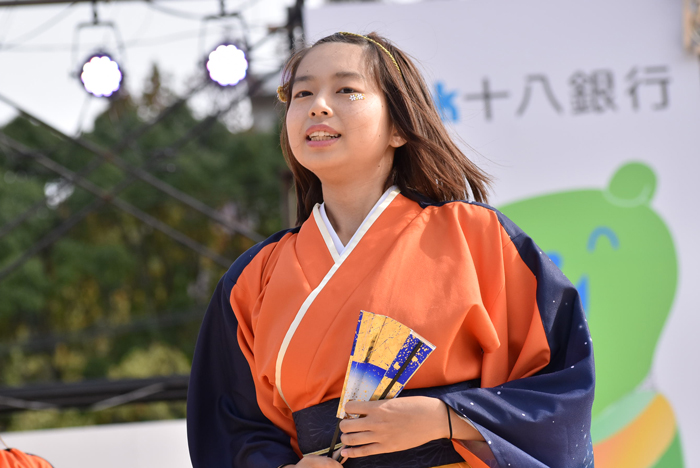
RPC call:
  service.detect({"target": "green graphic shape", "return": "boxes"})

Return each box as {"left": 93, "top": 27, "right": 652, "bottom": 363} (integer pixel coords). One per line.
{"left": 499, "top": 162, "right": 683, "bottom": 466}
{"left": 653, "top": 433, "right": 684, "bottom": 468}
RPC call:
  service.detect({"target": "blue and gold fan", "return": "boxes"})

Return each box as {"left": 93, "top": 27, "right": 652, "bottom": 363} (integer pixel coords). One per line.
{"left": 327, "top": 310, "right": 436, "bottom": 459}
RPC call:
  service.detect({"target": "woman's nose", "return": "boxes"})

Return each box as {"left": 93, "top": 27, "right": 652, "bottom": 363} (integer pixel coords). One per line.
{"left": 309, "top": 95, "right": 333, "bottom": 118}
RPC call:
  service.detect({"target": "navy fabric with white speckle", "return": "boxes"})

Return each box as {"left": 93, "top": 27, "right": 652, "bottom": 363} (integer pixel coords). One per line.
{"left": 423, "top": 201, "right": 595, "bottom": 468}
{"left": 187, "top": 228, "right": 303, "bottom": 468}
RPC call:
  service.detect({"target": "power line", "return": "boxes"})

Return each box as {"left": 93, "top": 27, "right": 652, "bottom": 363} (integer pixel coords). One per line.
{"left": 0, "top": 0, "right": 302, "bottom": 415}
{"left": 73, "top": 92, "right": 92, "bottom": 136}
{"left": 0, "top": 90, "right": 265, "bottom": 242}
{"left": 0, "top": 24, "right": 276, "bottom": 52}
{"left": 146, "top": 0, "right": 263, "bottom": 20}
{"left": 145, "top": 1, "right": 208, "bottom": 20}
{"left": 0, "top": 35, "right": 193, "bottom": 52}
{"left": 0, "top": 67, "right": 282, "bottom": 281}
{"left": 0, "top": 77, "right": 210, "bottom": 242}
{"left": 0, "top": 199, "right": 45, "bottom": 240}
{"left": 0, "top": 0, "right": 202, "bottom": 6}
{"left": 0, "top": 8, "right": 17, "bottom": 45}
{"left": 0, "top": 133, "right": 236, "bottom": 273}
{"left": 0, "top": 17, "right": 291, "bottom": 282}
{"left": 127, "top": 3, "right": 153, "bottom": 44}
{"left": 0, "top": 1, "right": 77, "bottom": 50}
{"left": 0, "top": 90, "right": 231, "bottom": 281}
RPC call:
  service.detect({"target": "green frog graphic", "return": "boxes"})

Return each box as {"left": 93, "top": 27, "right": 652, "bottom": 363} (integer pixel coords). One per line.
{"left": 500, "top": 162, "right": 684, "bottom": 468}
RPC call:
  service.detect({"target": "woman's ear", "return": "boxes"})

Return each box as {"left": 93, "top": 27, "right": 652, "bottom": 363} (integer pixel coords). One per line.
{"left": 390, "top": 127, "right": 407, "bottom": 148}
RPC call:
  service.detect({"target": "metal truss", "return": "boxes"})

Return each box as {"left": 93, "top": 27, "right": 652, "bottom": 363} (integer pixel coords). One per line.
{"left": 0, "top": 67, "right": 282, "bottom": 282}
{"left": 0, "top": 376, "right": 188, "bottom": 413}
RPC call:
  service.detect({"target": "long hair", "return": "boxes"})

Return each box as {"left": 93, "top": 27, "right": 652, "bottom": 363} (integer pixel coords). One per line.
{"left": 279, "top": 32, "right": 492, "bottom": 225}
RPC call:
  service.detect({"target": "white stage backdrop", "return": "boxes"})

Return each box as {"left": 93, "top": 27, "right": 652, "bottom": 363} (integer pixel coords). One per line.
{"left": 1, "top": 420, "right": 192, "bottom": 468}
{"left": 306, "top": 1, "right": 700, "bottom": 467}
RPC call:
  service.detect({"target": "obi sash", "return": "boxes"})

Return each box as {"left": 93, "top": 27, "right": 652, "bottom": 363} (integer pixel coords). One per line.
{"left": 292, "top": 386, "right": 477, "bottom": 468}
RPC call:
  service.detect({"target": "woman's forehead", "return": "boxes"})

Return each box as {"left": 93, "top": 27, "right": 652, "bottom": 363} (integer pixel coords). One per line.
{"left": 296, "top": 42, "right": 369, "bottom": 79}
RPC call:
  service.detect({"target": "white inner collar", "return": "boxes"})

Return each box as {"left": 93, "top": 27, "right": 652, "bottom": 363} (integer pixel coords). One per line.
{"left": 319, "top": 185, "right": 398, "bottom": 255}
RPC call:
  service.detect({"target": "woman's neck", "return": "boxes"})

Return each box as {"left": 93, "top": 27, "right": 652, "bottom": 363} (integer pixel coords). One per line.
{"left": 322, "top": 180, "right": 389, "bottom": 246}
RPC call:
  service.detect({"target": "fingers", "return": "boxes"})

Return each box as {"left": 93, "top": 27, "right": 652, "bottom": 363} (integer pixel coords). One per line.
{"left": 340, "top": 443, "right": 383, "bottom": 459}
{"left": 340, "top": 400, "right": 384, "bottom": 434}
{"left": 344, "top": 399, "right": 378, "bottom": 415}
{"left": 335, "top": 397, "right": 438, "bottom": 459}
{"left": 338, "top": 416, "right": 372, "bottom": 434}
{"left": 340, "top": 429, "right": 376, "bottom": 447}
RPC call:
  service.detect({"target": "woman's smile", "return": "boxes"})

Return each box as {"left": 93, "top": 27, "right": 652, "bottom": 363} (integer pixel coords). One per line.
{"left": 306, "top": 124, "right": 341, "bottom": 147}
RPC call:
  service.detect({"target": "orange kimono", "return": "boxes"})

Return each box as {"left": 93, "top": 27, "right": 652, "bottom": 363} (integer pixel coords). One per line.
{"left": 187, "top": 189, "right": 595, "bottom": 468}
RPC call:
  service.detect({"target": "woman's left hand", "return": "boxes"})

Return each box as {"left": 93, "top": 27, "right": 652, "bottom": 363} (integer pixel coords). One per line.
{"left": 338, "top": 396, "right": 447, "bottom": 459}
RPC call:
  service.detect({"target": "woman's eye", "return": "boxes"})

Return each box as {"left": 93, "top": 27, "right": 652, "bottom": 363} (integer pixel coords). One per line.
{"left": 338, "top": 87, "right": 358, "bottom": 94}
{"left": 293, "top": 90, "right": 312, "bottom": 99}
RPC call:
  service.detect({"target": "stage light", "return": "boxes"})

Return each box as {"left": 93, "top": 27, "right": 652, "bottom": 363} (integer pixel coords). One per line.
{"left": 206, "top": 44, "right": 248, "bottom": 86}
{"left": 80, "top": 54, "right": 122, "bottom": 98}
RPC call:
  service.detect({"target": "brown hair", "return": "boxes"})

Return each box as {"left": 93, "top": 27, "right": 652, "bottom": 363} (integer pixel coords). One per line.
{"left": 279, "top": 32, "right": 491, "bottom": 225}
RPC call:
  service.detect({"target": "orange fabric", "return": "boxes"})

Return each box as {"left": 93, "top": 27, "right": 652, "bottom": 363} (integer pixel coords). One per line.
{"left": 0, "top": 448, "right": 53, "bottom": 468}
{"left": 453, "top": 444, "right": 490, "bottom": 468}
{"left": 230, "top": 194, "right": 552, "bottom": 459}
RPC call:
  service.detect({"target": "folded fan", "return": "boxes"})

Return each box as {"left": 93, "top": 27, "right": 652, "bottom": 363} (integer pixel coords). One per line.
{"left": 326, "top": 310, "right": 436, "bottom": 458}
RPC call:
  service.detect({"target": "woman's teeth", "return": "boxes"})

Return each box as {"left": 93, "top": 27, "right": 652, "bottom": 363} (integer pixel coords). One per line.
{"left": 308, "top": 131, "right": 340, "bottom": 141}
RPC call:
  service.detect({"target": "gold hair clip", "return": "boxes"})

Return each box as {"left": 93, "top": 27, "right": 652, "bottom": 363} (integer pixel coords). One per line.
{"left": 277, "top": 85, "right": 288, "bottom": 103}
{"left": 338, "top": 32, "right": 402, "bottom": 77}
{"left": 349, "top": 93, "right": 365, "bottom": 101}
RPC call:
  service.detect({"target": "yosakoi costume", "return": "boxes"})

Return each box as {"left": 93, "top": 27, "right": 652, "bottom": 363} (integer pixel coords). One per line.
{"left": 187, "top": 187, "right": 595, "bottom": 468}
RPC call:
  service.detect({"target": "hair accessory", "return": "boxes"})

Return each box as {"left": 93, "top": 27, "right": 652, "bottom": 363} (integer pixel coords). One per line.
{"left": 444, "top": 401, "right": 453, "bottom": 439}
{"left": 349, "top": 93, "right": 365, "bottom": 101}
{"left": 338, "top": 32, "right": 402, "bottom": 77}
{"left": 277, "top": 85, "right": 288, "bottom": 103}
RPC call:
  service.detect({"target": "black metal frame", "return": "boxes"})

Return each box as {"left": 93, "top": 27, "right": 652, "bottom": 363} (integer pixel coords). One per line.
{"left": 0, "top": 376, "right": 188, "bottom": 413}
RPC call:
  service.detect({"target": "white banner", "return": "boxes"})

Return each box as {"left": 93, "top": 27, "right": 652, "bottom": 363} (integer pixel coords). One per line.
{"left": 306, "top": 1, "right": 700, "bottom": 467}
{"left": 1, "top": 420, "right": 192, "bottom": 468}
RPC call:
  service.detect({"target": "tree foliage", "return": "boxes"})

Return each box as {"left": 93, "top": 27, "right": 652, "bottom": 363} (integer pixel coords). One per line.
{"left": 0, "top": 68, "right": 288, "bottom": 431}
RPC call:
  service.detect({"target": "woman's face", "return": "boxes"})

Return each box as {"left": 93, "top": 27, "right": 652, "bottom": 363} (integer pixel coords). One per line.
{"left": 285, "top": 42, "right": 404, "bottom": 186}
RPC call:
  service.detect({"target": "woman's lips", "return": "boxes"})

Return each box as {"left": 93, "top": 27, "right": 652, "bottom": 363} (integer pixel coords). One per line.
{"left": 305, "top": 125, "right": 341, "bottom": 148}
{"left": 306, "top": 124, "right": 339, "bottom": 137}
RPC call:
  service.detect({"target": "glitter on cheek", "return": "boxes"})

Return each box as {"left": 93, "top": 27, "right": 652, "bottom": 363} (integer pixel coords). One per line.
{"left": 349, "top": 93, "right": 365, "bottom": 101}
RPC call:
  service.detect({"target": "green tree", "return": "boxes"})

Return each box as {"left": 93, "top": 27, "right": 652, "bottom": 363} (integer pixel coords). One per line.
{"left": 0, "top": 67, "right": 288, "bottom": 431}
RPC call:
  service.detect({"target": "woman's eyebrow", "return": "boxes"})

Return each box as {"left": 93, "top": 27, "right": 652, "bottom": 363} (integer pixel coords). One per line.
{"left": 294, "top": 71, "right": 364, "bottom": 84}
{"left": 334, "top": 71, "right": 364, "bottom": 80}
{"left": 294, "top": 74, "right": 315, "bottom": 84}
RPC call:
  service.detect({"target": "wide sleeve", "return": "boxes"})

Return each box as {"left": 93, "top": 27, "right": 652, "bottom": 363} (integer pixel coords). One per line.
{"left": 437, "top": 209, "right": 595, "bottom": 468}
{"left": 187, "top": 235, "right": 301, "bottom": 468}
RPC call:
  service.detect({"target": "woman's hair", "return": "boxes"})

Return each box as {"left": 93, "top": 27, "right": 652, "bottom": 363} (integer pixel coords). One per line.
{"left": 279, "top": 32, "right": 491, "bottom": 225}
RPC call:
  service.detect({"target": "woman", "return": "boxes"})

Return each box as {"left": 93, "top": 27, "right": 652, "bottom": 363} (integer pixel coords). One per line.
{"left": 187, "top": 32, "right": 595, "bottom": 468}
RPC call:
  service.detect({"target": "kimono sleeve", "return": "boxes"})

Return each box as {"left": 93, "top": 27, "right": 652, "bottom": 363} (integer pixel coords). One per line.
{"left": 187, "top": 232, "right": 300, "bottom": 468}
{"left": 438, "top": 208, "right": 595, "bottom": 468}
